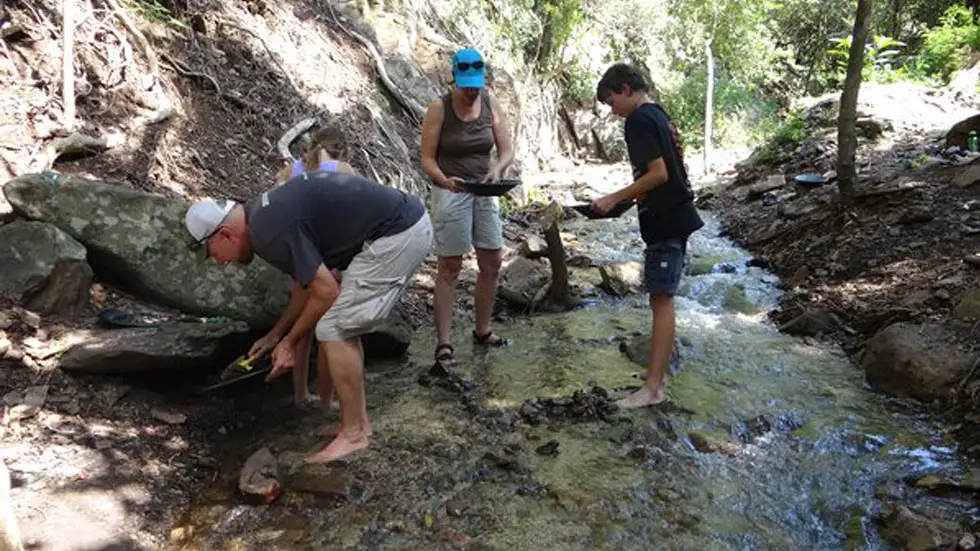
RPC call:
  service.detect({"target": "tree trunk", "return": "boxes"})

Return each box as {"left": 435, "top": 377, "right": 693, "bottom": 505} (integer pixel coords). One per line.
{"left": 0, "top": 459, "right": 24, "bottom": 551}
{"left": 836, "top": 0, "right": 873, "bottom": 201}
{"left": 703, "top": 38, "right": 714, "bottom": 177}
{"left": 888, "top": 0, "right": 902, "bottom": 38}
{"left": 62, "top": 0, "right": 75, "bottom": 129}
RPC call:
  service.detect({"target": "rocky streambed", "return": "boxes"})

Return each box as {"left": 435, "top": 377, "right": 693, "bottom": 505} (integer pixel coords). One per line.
{"left": 170, "top": 209, "right": 980, "bottom": 551}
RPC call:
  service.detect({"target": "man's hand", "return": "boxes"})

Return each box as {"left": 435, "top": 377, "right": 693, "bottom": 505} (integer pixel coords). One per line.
{"left": 481, "top": 166, "right": 503, "bottom": 184}
{"left": 247, "top": 331, "right": 281, "bottom": 363}
{"left": 266, "top": 339, "right": 296, "bottom": 382}
{"left": 592, "top": 194, "right": 622, "bottom": 215}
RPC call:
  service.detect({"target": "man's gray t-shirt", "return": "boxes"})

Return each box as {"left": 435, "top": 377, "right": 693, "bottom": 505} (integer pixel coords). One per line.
{"left": 245, "top": 172, "right": 425, "bottom": 285}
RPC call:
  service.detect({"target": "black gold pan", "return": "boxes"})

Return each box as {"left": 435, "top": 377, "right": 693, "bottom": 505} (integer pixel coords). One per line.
{"left": 570, "top": 200, "right": 635, "bottom": 219}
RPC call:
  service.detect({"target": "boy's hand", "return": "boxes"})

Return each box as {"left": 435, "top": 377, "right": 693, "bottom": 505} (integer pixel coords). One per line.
{"left": 592, "top": 194, "right": 620, "bottom": 215}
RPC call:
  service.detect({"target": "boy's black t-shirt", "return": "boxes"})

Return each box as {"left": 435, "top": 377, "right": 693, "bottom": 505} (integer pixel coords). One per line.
{"left": 624, "top": 103, "right": 704, "bottom": 244}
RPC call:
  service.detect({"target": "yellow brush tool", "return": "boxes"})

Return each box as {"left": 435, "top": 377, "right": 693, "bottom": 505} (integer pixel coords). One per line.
{"left": 220, "top": 355, "right": 255, "bottom": 381}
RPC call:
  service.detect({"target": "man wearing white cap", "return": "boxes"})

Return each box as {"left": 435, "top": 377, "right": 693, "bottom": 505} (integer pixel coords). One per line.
{"left": 185, "top": 171, "right": 433, "bottom": 463}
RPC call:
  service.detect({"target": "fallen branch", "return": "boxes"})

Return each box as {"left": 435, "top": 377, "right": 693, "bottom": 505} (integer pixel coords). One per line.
{"left": 324, "top": 3, "right": 426, "bottom": 122}
{"left": 361, "top": 146, "right": 383, "bottom": 184}
{"left": 746, "top": 213, "right": 834, "bottom": 247}
{"left": 158, "top": 52, "right": 251, "bottom": 110}
{"left": 33, "top": 132, "right": 125, "bottom": 171}
{"left": 854, "top": 180, "right": 929, "bottom": 200}
{"left": 277, "top": 117, "right": 316, "bottom": 160}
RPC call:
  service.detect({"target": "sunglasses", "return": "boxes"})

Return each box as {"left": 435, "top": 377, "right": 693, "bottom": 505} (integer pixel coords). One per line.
{"left": 456, "top": 61, "right": 484, "bottom": 71}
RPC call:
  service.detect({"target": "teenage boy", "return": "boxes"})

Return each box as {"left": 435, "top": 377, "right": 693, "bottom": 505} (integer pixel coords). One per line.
{"left": 592, "top": 63, "right": 704, "bottom": 408}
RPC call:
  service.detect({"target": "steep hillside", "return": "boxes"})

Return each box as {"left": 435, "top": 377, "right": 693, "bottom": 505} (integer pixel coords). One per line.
{"left": 0, "top": 0, "right": 608, "bottom": 213}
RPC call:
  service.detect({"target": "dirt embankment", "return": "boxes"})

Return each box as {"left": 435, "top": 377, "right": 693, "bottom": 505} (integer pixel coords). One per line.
{"left": 705, "top": 81, "right": 980, "bottom": 454}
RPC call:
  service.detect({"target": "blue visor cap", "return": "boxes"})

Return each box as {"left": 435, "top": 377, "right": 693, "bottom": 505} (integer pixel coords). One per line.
{"left": 452, "top": 48, "right": 486, "bottom": 88}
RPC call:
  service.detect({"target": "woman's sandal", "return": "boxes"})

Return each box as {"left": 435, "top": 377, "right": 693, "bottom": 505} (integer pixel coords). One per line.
{"left": 435, "top": 343, "right": 455, "bottom": 364}
{"left": 472, "top": 330, "right": 509, "bottom": 347}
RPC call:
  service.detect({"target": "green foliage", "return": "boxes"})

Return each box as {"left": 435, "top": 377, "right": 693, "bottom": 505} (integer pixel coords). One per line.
{"left": 539, "top": 0, "right": 585, "bottom": 57}
{"left": 483, "top": 0, "right": 585, "bottom": 71}
{"left": 480, "top": 0, "right": 539, "bottom": 63}
{"left": 660, "top": 66, "right": 783, "bottom": 150}
{"left": 913, "top": 5, "right": 980, "bottom": 82}
{"left": 123, "top": 0, "right": 188, "bottom": 29}
{"left": 560, "top": 61, "right": 598, "bottom": 104}
{"left": 825, "top": 34, "right": 907, "bottom": 84}
{"left": 526, "top": 0, "right": 978, "bottom": 155}
{"left": 749, "top": 110, "right": 807, "bottom": 164}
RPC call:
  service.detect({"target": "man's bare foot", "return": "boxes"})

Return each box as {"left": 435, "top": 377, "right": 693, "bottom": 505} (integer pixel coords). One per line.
{"left": 615, "top": 384, "right": 667, "bottom": 409}
{"left": 304, "top": 433, "right": 369, "bottom": 464}
{"left": 294, "top": 393, "right": 322, "bottom": 411}
{"left": 316, "top": 423, "right": 373, "bottom": 437}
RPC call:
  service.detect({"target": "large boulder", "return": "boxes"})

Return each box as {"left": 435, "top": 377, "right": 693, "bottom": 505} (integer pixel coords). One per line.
{"left": 360, "top": 302, "right": 413, "bottom": 361}
{"left": 591, "top": 114, "right": 627, "bottom": 162}
{"left": 59, "top": 321, "right": 251, "bottom": 374}
{"left": 498, "top": 257, "right": 551, "bottom": 308}
{"left": 861, "top": 322, "right": 973, "bottom": 402}
{"left": 0, "top": 220, "right": 93, "bottom": 315}
{"left": 3, "top": 173, "right": 289, "bottom": 328}
{"left": 946, "top": 112, "right": 980, "bottom": 149}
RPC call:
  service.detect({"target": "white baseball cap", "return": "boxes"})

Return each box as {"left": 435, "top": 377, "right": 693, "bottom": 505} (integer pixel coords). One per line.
{"left": 185, "top": 199, "right": 236, "bottom": 251}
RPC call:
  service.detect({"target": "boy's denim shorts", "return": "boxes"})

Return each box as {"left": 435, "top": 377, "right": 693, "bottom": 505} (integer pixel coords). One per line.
{"left": 644, "top": 238, "right": 688, "bottom": 296}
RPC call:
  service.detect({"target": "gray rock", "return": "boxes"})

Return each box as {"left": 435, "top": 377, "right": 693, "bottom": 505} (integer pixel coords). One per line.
{"left": 745, "top": 175, "right": 785, "bottom": 201}
{"left": 519, "top": 235, "right": 548, "bottom": 259}
{"left": 778, "top": 308, "right": 846, "bottom": 337}
{"left": 876, "top": 502, "right": 960, "bottom": 551}
{"left": 59, "top": 321, "right": 251, "bottom": 374}
{"left": 954, "top": 162, "right": 980, "bottom": 188}
{"left": 0, "top": 220, "right": 92, "bottom": 315}
{"left": 855, "top": 117, "right": 891, "bottom": 140}
{"left": 592, "top": 114, "right": 628, "bottom": 162}
{"left": 896, "top": 206, "right": 934, "bottom": 225}
{"left": 619, "top": 334, "right": 683, "bottom": 375}
{"left": 278, "top": 451, "right": 350, "bottom": 497}
{"left": 599, "top": 261, "right": 643, "bottom": 297}
{"left": 861, "top": 322, "right": 973, "bottom": 402}
{"left": 953, "top": 289, "right": 980, "bottom": 320}
{"left": 499, "top": 257, "right": 550, "bottom": 307}
{"left": 239, "top": 447, "right": 281, "bottom": 503}
{"left": 3, "top": 173, "right": 289, "bottom": 328}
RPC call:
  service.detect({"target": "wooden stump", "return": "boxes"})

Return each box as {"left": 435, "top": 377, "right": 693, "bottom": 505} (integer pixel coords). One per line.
{"left": 536, "top": 202, "right": 579, "bottom": 312}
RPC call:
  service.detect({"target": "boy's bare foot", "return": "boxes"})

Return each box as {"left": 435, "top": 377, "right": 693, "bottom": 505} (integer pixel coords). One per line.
{"left": 615, "top": 384, "right": 667, "bottom": 409}
{"left": 316, "top": 423, "right": 372, "bottom": 437}
{"left": 304, "top": 433, "right": 369, "bottom": 464}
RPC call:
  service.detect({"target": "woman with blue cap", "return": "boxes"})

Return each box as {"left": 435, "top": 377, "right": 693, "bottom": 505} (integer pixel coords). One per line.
{"left": 420, "top": 48, "right": 516, "bottom": 367}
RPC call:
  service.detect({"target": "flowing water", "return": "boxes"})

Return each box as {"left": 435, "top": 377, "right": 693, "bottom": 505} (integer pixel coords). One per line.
{"left": 174, "top": 207, "right": 972, "bottom": 551}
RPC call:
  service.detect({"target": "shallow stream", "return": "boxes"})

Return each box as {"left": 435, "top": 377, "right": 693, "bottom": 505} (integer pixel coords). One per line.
{"left": 173, "top": 209, "right": 972, "bottom": 551}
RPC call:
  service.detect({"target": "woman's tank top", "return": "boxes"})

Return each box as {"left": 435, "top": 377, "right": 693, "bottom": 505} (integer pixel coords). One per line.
{"left": 435, "top": 92, "right": 494, "bottom": 180}
{"left": 290, "top": 158, "right": 339, "bottom": 179}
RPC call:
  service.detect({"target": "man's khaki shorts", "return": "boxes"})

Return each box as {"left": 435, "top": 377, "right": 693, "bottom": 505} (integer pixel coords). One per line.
{"left": 431, "top": 187, "right": 503, "bottom": 257}
{"left": 315, "top": 213, "right": 433, "bottom": 342}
